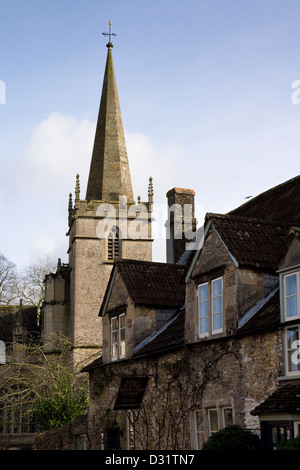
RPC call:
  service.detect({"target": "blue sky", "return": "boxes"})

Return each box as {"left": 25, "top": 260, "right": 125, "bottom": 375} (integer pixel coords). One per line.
{"left": 1, "top": 0, "right": 300, "bottom": 267}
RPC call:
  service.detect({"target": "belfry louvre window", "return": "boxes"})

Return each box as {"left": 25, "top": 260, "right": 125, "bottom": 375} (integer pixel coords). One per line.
{"left": 198, "top": 277, "right": 223, "bottom": 337}
{"left": 107, "top": 226, "right": 120, "bottom": 261}
{"left": 111, "top": 313, "right": 126, "bottom": 361}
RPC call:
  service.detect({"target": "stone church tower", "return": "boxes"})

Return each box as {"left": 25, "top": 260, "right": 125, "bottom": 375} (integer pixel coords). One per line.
{"left": 41, "top": 36, "right": 153, "bottom": 369}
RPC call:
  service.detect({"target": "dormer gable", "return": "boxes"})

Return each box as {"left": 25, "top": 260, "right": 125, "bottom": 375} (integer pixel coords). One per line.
{"left": 185, "top": 214, "right": 288, "bottom": 344}
{"left": 100, "top": 260, "right": 185, "bottom": 363}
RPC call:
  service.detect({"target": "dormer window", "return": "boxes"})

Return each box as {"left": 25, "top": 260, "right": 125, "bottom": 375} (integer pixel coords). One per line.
{"left": 284, "top": 272, "right": 300, "bottom": 320}
{"left": 281, "top": 270, "right": 300, "bottom": 376}
{"left": 111, "top": 313, "right": 126, "bottom": 361}
{"left": 198, "top": 277, "right": 223, "bottom": 337}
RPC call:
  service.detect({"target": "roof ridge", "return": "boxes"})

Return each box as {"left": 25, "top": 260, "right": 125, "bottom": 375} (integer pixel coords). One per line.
{"left": 229, "top": 174, "right": 300, "bottom": 217}
{"left": 206, "top": 212, "right": 292, "bottom": 227}
{"left": 116, "top": 259, "right": 185, "bottom": 269}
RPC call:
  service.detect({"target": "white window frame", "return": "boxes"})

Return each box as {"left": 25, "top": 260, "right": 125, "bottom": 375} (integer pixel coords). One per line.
{"left": 285, "top": 325, "right": 300, "bottom": 376}
{"left": 111, "top": 314, "right": 126, "bottom": 361}
{"left": 283, "top": 272, "right": 300, "bottom": 320}
{"left": 111, "top": 316, "right": 119, "bottom": 362}
{"left": 294, "top": 421, "right": 300, "bottom": 437}
{"left": 119, "top": 313, "right": 126, "bottom": 359}
{"left": 208, "top": 408, "right": 219, "bottom": 436}
{"left": 222, "top": 407, "right": 233, "bottom": 427}
{"left": 198, "top": 277, "right": 223, "bottom": 338}
{"left": 194, "top": 410, "right": 205, "bottom": 450}
{"left": 212, "top": 277, "right": 223, "bottom": 334}
{"left": 198, "top": 282, "right": 209, "bottom": 338}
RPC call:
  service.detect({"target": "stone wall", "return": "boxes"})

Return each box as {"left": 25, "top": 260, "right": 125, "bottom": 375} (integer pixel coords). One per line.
{"left": 87, "top": 324, "right": 282, "bottom": 450}
{"left": 34, "top": 414, "right": 88, "bottom": 450}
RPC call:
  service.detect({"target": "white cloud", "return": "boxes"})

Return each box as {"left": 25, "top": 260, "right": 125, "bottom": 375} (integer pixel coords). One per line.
{"left": 125, "top": 130, "right": 185, "bottom": 204}
{"left": 19, "top": 112, "right": 95, "bottom": 202}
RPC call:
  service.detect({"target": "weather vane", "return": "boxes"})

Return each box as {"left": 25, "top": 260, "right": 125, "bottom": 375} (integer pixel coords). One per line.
{"left": 102, "top": 20, "right": 117, "bottom": 45}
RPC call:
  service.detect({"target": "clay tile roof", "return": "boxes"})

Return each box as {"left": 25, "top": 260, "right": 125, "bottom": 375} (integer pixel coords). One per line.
{"left": 133, "top": 308, "right": 185, "bottom": 357}
{"left": 229, "top": 175, "right": 300, "bottom": 225}
{"left": 251, "top": 383, "right": 300, "bottom": 415}
{"left": 207, "top": 213, "right": 291, "bottom": 270}
{"left": 116, "top": 260, "right": 185, "bottom": 308}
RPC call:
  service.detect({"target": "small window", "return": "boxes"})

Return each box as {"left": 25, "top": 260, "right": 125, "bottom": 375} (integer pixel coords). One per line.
{"left": 111, "top": 317, "right": 119, "bottom": 361}
{"left": 199, "top": 283, "right": 209, "bottom": 337}
{"left": 283, "top": 272, "right": 300, "bottom": 320}
{"left": 285, "top": 326, "right": 300, "bottom": 374}
{"left": 198, "top": 277, "right": 223, "bottom": 337}
{"left": 194, "top": 410, "right": 205, "bottom": 450}
{"left": 208, "top": 408, "right": 219, "bottom": 436}
{"left": 212, "top": 278, "right": 223, "bottom": 334}
{"left": 111, "top": 314, "right": 126, "bottom": 361}
{"left": 223, "top": 407, "right": 233, "bottom": 427}
{"left": 119, "top": 313, "right": 126, "bottom": 359}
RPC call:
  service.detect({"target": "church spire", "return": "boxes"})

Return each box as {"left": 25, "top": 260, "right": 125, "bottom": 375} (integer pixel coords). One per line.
{"left": 85, "top": 23, "right": 134, "bottom": 203}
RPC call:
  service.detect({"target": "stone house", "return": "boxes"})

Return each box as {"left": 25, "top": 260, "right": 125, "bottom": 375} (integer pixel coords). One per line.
{"left": 82, "top": 175, "right": 300, "bottom": 450}
{"left": 0, "top": 303, "right": 40, "bottom": 450}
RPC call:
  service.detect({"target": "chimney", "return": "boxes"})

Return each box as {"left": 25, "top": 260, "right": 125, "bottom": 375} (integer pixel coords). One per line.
{"left": 166, "top": 188, "right": 197, "bottom": 264}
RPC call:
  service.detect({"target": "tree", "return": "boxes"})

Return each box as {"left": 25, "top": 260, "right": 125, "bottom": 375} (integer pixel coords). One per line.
{"left": 0, "top": 253, "right": 17, "bottom": 304}
{"left": 0, "top": 253, "right": 57, "bottom": 311}
{"left": 15, "top": 255, "right": 57, "bottom": 312}
{"left": 201, "top": 425, "right": 261, "bottom": 451}
{"left": 0, "top": 335, "right": 89, "bottom": 432}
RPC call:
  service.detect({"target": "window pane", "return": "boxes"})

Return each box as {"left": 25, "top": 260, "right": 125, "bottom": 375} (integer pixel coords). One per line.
{"left": 286, "top": 296, "right": 298, "bottom": 317}
{"left": 213, "top": 296, "right": 222, "bottom": 314}
{"left": 287, "top": 327, "right": 300, "bottom": 372}
{"left": 286, "top": 275, "right": 297, "bottom": 296}
{"left": 208, "top": 409, "right": 219, "bottom": 434}
{"left": 195, "top": 410, "right": 204, "bottom": 450}
{"left": 199, "top": 284, "right": 209, "bottom": 335}
{"left": 213, "top": 278, "right": 222, "bottom": 297}
{"left": 119, "top": 340, "right": 125, "bottom": 358}
{"left": 287, "top": 327, "right": 298, "bottom": 349}
{"left": 112, "top": 330, "right": 118, "bottom": 343}
{"left": 213, "top": 313, "right": 222, "bottom": 331}
{"left": 285, "top": 274, "right": 298, "bottom": 318}
{"left": 120, "top": 314, "right": 125, "bottom": 328}
{"left": 223, "top": 408, "right": 233, "bottom": 427}
{"left": 119, "top": 314, "right": 125, "bottom": 342}
{"left": 199, "top": 300, "right": 209, "bottom": 316}
{"left": 200, "top": 317, "right": 209, "bottom": 335}
{"left": 199, "top": 284, "right": 208, "bottom": 301}
{"left": 111, "top": 318, "right": 118, "bottom": 332}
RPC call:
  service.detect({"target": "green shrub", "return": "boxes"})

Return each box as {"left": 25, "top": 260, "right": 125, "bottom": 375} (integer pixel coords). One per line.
{"left": 34, "top": 365, "right": 88, "bottom": 430}
{"left": 277, "top": 434, "right": 300, "bottom": 450}
{"left": 202, "top": 425, "right": 261, "bottom": 451}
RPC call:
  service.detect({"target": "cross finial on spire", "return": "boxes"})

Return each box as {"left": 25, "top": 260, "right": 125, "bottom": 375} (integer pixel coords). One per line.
{"left": 102, "top": 20, "right": 117, "bottom": 48}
